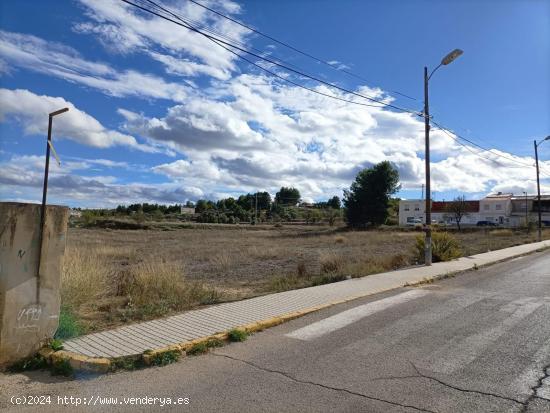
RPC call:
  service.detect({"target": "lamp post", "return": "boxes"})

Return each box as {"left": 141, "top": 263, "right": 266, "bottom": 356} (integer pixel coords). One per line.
{"left": 534, "top": 136, "right": 550, "bottom": 241}
{"left": 36, "top": 107, "right": 69, "bottom": 302}
{"left": 424, "top": 48, "right": 463, "bottom": 265}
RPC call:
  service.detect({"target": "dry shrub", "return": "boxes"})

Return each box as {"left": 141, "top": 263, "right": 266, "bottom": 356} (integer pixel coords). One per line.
{"left": 320, "top": 252, "right": 346, "bottom": 274}
{"left": 61, "top": 246, "right": 109, "bottom": 308}
{"left": 414, "top": 232, "right": 462, "bottom": 263}
{"left": 210, "top": 252, "right": 233, "bottom": 272}
{"left": 247, "top": 245, "right": 282, "bottom": 260}
{"left": 127, "top": 260, "right": 219, "bottom": 313}
{"left": 334, "top": 236, "right": 347, "bottom": 244}
{"left": 296, "top": 261, "right": 308, "bottom": 277}
{"left": 489, "top": 229, "right": 514, "bottom": 237}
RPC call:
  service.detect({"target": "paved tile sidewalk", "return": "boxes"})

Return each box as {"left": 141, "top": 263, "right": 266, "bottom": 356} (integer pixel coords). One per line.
{"left": 63, "top": 240, "right": 549, "bottom": 358}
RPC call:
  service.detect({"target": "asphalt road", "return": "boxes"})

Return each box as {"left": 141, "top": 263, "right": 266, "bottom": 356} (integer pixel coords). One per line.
{"left": 2, "top": 251, "right": 550, "bottom": 413}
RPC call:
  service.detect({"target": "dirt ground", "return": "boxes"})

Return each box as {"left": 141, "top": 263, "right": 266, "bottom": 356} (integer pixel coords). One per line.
{"left": 62, "top": 224, "right": 550, "bottom": 334}
{"left": 66, "top": 225, "right": 548, "bottom": 294}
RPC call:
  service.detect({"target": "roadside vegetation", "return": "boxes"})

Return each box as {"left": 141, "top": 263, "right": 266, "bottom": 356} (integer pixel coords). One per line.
{"left": 58, "top": 163, "right": 550, "bottom": 338}
{"left": 60, "top": 224, "right": 550, "bottom": 337}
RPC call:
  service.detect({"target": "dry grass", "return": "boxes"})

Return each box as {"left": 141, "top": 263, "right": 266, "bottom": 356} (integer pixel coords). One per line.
{"left": 61, "top": 244, "right": 220, "bottom": 333}
{"left": 489, "top": 229, "right": 514, "bottom": 236}
{"left": 62, "top": 225, "right": 550, "bottom": 334}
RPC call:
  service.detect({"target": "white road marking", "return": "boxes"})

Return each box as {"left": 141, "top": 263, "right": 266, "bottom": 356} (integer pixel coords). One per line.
{"left": 343, "top": 291, "right": 491, "bottom": 356}
{"left": 426, "top": 299, "right": 542, "bottom": 374}
{"left": 285, "top": 289, "right": 431, "bottom": 341}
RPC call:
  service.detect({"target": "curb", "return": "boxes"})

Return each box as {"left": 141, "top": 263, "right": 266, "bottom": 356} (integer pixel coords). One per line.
{"left": 44, "top": 244, "right": 549, "bottom": 374}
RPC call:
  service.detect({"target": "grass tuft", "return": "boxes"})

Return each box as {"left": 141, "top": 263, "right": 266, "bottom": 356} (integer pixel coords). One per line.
{"left": 55, "top": 306, "right": 82, "bottom": 339}
{"left": 228, "top": 329, "right": 248, "bottom": 342}
{"left": 150, "top": 350, "right": 180, "bottom": 366}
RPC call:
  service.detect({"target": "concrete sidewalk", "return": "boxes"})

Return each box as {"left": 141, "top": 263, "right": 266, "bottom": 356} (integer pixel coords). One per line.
{"left": 63, "top": 240, "right": 550, "bottom": 361}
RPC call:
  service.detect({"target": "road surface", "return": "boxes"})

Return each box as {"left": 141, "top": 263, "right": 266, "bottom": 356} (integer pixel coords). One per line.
{"left": 1, "top": 251, "right": 549, "bottom": 412}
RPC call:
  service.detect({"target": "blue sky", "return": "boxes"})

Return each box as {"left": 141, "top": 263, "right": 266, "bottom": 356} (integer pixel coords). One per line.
{"left": 1, "top": 0, "right": 549, "bottom": 207}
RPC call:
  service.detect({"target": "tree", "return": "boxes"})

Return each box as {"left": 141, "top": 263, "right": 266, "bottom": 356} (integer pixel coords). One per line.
{"left": 343, "top": 161, "right": 400, "bottom": 228}
{"left": 327, "top": 196, "right": 341, "bottom": 209}
{"left": 275, "top": 187, "right": 301, "bottom": 206}
{"left": 444, "top": 195, "right": 470, "bottom": 231}
{"left": 325, "top": 208, "right": 341, "bottom": 226}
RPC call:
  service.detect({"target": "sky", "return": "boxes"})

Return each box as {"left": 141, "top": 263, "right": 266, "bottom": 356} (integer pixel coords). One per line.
{"left": 0, "top": 0, "right": 549, "bottom": 207}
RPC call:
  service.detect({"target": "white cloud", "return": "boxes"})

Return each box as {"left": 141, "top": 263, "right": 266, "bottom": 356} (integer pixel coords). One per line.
{"left": 75, "top": 0, "right": 248, "bottom": 80}
{"left": 123, "top": 73, "right": 550, "bottom": 200}
{"left": 0, "top": 88, "right": 158, "bottom": 152}
{"left": 0, "top": 30, "right": 190, "bottom": 102}
{"left": 0, "top": 154, "right": 204, "bottom": 207}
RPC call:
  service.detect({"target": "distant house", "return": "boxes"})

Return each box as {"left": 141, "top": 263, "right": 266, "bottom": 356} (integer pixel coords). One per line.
{"left": 399, "top": 192, "right": 550, "bottom": 227}
{"left": 180, "top": 206, "right": 196, "bottom": 215}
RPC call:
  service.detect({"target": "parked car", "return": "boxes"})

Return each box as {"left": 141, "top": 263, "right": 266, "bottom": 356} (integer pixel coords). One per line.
{"left": 406, "top": 218, "right": 423, "bottom": 226}
{"left": 476, "top": 220, "right": 498, "bottom": 227}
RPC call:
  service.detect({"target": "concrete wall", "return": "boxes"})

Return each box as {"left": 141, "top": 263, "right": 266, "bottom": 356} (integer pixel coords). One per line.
{"left": 0, "top": 202, "right": 68, "bottom": 367}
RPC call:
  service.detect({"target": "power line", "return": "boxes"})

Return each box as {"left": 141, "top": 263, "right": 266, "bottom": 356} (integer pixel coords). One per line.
{"left": 124, "top": 0, "right": 550, "bottom": 179}
{"left": 185, "top": 0, "right": 419, "bottom": 102}
{"left": 125, "top": 0, "right": 420, "bottom": 114}
{"left": 434, "top": 124, "right": 550, "bottom": 178}
{"left": 140, "top": 0, "right": 420, "bottom": 114}
{"left": 431, "top": 119, "right": 538, "bottom": 169}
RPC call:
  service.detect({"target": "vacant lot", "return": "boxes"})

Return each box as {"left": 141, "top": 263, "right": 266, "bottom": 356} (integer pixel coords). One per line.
{"left": 60, "top": 224, "right": 549, "bottom": 336}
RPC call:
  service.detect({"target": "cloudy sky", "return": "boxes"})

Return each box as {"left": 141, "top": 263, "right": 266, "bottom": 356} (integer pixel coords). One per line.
{"left": 0, "top": 0, "right": 549, "bottom": 207}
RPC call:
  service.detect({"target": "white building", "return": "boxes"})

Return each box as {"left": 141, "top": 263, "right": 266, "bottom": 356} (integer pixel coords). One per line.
{"left": 399, "top": 192, "right": 550, "bottom": 227}
{"left": 478, "top": 192, "right": 513, "bottom": 226}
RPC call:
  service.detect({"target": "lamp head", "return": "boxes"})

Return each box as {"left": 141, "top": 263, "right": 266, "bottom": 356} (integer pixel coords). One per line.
{"left": 441, "top": 49, "right": 463, "bottom": 65}
{"left": 50, "top": 107, "right": 69, "bottom": 117}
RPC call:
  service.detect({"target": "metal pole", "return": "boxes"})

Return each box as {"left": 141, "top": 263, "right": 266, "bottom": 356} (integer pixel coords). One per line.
{"left": 36, "top": 115, "right": 53, "bottom": 302}
{"left": 535, "top": 140, "right": 542, "bottom": 241}
{"left": 424, "top": 66, "right": 432, "bottom": 265}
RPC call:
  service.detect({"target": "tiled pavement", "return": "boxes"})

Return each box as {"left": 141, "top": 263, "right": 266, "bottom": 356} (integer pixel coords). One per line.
{"left": 63, "top": 240, "right": 550, "bottom": 358}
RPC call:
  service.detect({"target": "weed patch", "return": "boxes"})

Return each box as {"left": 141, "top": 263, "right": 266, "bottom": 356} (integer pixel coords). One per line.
{"left": 55, "top": 306, "right": 82, "bottom": 339}
{"left": 150, "top": 350, "right": 180, "bottom": 366}
{"left": 228, "top": 329, "right": 248, "bottom": 342}
{"left": 187, "top": 338, "right": 225, "bottom": 356}
{"left": 49, "top": 339, "right": 64, "bottom": 351}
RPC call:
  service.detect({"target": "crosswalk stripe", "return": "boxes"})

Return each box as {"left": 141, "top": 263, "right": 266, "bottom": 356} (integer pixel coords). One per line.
{"left": 342, "top": 291, "right": 491, "bottom": 356}
{"left": 425, "top": 299, "right": 542, "bottom": 374}
{"left": 285, "top": 289, "right": 431, "bottom": 341}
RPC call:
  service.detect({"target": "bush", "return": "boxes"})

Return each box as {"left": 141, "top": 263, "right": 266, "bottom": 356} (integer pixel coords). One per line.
{"left": 414, "top": 232, "right": 462, "bottom": 263}
{"left": 319, "top": 252, "right": 346, "bottom": 274}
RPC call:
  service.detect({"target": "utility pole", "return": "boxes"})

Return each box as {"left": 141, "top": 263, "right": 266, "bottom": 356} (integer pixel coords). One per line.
{"left": 422, "top": 48, "right": 463, "bottom": 266}
{"left": 255, "top": 193, "right": 258, "bottom": 223}
{"left": 534, "top": 138, "right": 550, "bottom": 241}
{"left": 423, "top": 66, "right": 432, "bottom": 265}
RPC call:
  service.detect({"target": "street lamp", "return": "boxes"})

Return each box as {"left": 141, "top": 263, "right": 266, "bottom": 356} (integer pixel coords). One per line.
{"left": 423, "top": 49, "right": 463, "bottom": 265}
{"left": 36, "top": 107, "right": 69, "bottom": 302}
{"left": 534, "top": 135, "right": 550, "bottom": 241}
